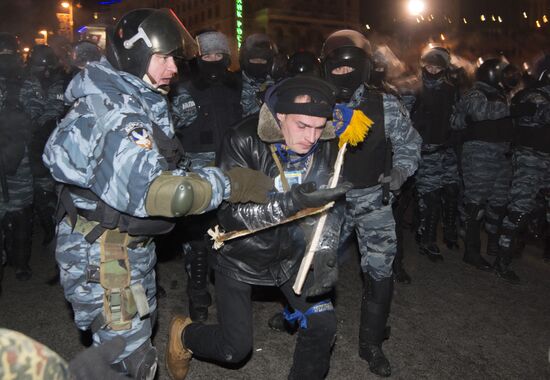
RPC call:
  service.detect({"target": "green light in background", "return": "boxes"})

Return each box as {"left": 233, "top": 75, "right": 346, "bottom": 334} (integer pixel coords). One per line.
{"left": 235, "top": 0, "right": 243, "bottom": 48}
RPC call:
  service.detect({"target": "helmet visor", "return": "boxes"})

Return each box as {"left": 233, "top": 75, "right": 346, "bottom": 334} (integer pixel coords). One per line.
{"left": 139, "top": 8, "right": 197, "bottom": 59}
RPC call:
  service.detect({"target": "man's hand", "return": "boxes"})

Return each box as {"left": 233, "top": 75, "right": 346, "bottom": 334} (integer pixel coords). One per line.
{"left": 305, "top": 248, "right": 338, "bottom": 297}
{"left": 289, "top": 182, "right": 352, "bottom": 211}
{"left": 378, "top": 168, "right": 407, "bottom": 191}
{"left": 226, "top": 167, "right": 274, "bottom": 204}
{"left": 68, "top": 337, "right": 127, "bottom": 379}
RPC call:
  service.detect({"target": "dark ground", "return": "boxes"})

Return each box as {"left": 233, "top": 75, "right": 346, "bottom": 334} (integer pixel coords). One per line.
{"left": 1, "top": 229, "right": 549, "bottom": 380}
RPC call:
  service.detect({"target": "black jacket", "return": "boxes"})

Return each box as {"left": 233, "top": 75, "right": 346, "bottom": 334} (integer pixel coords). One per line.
{"left": 214, "top": 104, "right": 342, "bottom": 286}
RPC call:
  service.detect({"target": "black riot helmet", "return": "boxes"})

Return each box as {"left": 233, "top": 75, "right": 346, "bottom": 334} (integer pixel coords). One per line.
{"left": 501, "top": 63, "right": 521, "bottom": 90}
{"left": 533, "top": 54, "right": 550, "bottom": 86}
{"left": 28, "top": 44, "right": 58, "bottom": 69}
{"left": 287, "top": 51, "right": 321, "bottom": 77}
{"left": 71, "top": 40, "right": 102, "bottom": 69}
{"left": 0, "top": 33, "right": 22, "bottom": 76}
{"left": 0, "top": 33, "right": 18, "bottom": 55}
{"left": 239, "top": 33, "right": 278, "bottom": 81}
{"left": 106, "top": 8, "right": 197, "bottom": 78}
{"left": 321, "top": 29, "right": 372, "bottom": 102}
{"left": 475, "top": 58, "right": 508, "bottom": 88}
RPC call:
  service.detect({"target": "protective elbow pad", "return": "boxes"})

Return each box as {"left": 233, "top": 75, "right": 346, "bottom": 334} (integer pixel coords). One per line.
{"left": 145, "top": 173, "right": 213, "bottom": 217}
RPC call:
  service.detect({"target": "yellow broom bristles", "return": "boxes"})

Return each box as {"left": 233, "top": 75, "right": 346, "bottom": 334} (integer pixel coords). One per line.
{"left": 338, "top": 109, "right": 374, "bottom": 148}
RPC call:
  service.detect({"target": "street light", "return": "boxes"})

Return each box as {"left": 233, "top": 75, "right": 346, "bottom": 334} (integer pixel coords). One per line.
{"left": 59, "top": 1, "right": 74, "bottom": 41}
{"left": 407, "top": 0, "right": 426, "bottom": 16}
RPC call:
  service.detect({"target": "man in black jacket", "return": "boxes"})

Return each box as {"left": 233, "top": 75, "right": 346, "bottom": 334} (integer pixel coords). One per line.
{"left": 166, "top": 76, "right": 352, "bottom": 380}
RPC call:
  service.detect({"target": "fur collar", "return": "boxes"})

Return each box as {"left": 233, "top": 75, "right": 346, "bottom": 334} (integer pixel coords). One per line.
{"left": 257, "top": 103, "right": 336, "bottom": 143}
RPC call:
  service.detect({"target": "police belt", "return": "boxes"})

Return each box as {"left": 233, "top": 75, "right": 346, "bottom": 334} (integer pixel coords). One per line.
{"left": 461, "top": 119, "right": 515, "bottom": 143}
{"left": 70, "top": 215, "right": 152, "bottom": 332}
{"left": 514, "top": 128, "right": 550, "bottom": 153}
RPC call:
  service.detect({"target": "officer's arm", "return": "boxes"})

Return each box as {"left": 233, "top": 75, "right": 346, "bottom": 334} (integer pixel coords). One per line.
{"left": 383, "top": 93, "right": 422, "bottom": 178}
{"left": 465, "top": 90, "right": 508, "bottom": 122}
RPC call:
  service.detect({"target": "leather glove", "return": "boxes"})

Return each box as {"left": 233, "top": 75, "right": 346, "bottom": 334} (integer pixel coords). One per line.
{"left": 305, "top": 248, "right": 338, "bottom": 298}
{"left": 226, "top": 167, "right": 274, "bottom": 204}
{"left": 68, "top": 337, "right": 127, "bottom": 380}
{"left": 510, "top": 102, "right": 537, "bottom": 118}
{"left": 378, "top": 168, "right": 407, "bottom": 191}
{"left": 288, "top": 182, "right": 352, "bottom": 213}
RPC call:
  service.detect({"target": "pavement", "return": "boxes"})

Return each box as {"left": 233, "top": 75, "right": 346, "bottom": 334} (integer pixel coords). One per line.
{"left": 1, "top": 228, "right": 549, "bottom": 379}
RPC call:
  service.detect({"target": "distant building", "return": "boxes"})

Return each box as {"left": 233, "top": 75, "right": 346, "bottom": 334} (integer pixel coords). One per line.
{"left": 100, "top": 0, "right": 361, "bottom": 55}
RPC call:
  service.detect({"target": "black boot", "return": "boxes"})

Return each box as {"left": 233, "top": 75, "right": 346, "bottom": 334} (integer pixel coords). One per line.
{"left": 359, "top": 273, "right": 393, "bottom": 377}
{"left": 184, "top": 242, "right": 212, "bottom": 322}
{"left": 418, "top": 191, "right": 443, "bottom": 262}
{"left": 494, "top": 250, "right": 520, "bottom": 284}
{"left": 462, "top": 203, "right": 491, "bottom": 271}
{"left": 392, "top": 198, "right": 411, "bottom": 284}
{"left": 268, "top": 309, "right": 297, "bottom": 334}
{"left": 486, "top": 233, "right": 500, "bottom": 257}
{"left": 4, "top": 207, "right": 33, "bottom": 281}
{"left": 442, "top": 184, "right": 459, "bottom": 250}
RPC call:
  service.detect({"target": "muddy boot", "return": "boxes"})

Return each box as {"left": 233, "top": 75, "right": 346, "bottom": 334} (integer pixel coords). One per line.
{"left": 418, "top": 191, "right": 443, "bottom": 262}
{"left": 359, "top": 273, "right": 393, "bottom": 377}
{"left": 442, "top": 184, "right": 459, "bottom": 250}
{"left": 166, "top": 315, "right": 193, "bottom": 380}
{"left": 184, "top": 243, "right": 212, "bottom": 322}
{"left": 462, "top": 204, "right": 491, "bottom": 271}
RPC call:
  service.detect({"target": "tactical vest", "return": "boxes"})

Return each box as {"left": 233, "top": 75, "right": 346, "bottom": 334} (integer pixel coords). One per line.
{"left": 57, "top": 122, "right": 184, "bottom": 243}
{"left": 176, "top": 76, "right": 243, "bottom": 154}
{"left": 514, "top": 88, "right": 550, "bottom": 152}
{"left": 411, "top": 81, "right": 456, "bottom": 145}
{"left": 462, "top": 87, "right": 514, "bottom": 143}
{"left": 343, "top": 90, "right": 388, "bottom": 188}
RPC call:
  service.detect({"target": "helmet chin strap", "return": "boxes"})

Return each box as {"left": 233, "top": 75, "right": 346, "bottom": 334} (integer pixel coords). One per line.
{"left": 142, "top": 72, "right": 170, "bottom": 95}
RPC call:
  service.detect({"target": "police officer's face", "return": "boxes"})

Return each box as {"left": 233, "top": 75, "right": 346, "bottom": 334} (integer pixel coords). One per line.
{"left": 147, "top": 54, "right": 178, "bottom": 87}
{"left": 424, "top": 64, "right": 444, "bottom": 75}
{"left": 201, "top": 53, "right": 224, "bottom": 62}
{"left": 277, "top": 96, "right": 327, "bottom": 154}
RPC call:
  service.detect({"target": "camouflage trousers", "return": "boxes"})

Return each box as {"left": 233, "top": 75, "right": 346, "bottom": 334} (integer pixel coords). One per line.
{"left": 415, "top": 147, "right": 459, "bottom": 196}
{"left": 499, "top": 148, "right": 550, "bottom": 248}
{"left": 340, "top": 186, "right": 396, "bottom": 280}
{"left": 461, "top": 141, "right": 512, "bottom": 234}
{"left": 56, "top": 218, "right": 157, "bottom": 362}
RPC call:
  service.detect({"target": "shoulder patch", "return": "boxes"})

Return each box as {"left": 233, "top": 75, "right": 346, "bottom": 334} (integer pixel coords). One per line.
{"left": 126, "top": 122, "right": 153, "bottom": 150}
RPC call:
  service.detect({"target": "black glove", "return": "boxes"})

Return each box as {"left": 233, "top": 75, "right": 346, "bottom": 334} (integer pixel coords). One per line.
{"left": 288, "top": 182, "right": 352, "bottom": 213}
{"left": 378, "top": 168, "right": 407, "bottom": 191}
{"left": 226, "top": 167, "right": 274, "bottom": 204}
{"left": 68, "top": 337, "right": 127, "bottom": 380}
{"left": 305, "top": 248, "right": 338, "bottom": 298}
{"left": 510, "top": 102, "right": 537, "bottom": 118}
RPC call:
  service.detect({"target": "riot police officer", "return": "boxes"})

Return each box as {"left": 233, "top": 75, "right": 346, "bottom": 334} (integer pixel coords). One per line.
{"left": 170, "top": 30, "right": 243, "bottom": 322}
{"left": 0, "top": 32, "right": 34, "bottom": 283}
{"left": 494, "top": 55, "right": 550, "bottom": 282}
{"left": 43, "top": 9, "right": 273, "bottom": 379}
{"left": 322, "top": 30, "right": 421, "bottom": 377}
{"left": 451, "top": 58, "right": 534, "bottom": 275}
{"left": 21, "top": 44, "right": 66, "bottom": 246}
{"left": 239, "top": 33, "right": 277, "bottom": 116}
{"left": 410, "top": 46, "right": 460, "bottom": 261}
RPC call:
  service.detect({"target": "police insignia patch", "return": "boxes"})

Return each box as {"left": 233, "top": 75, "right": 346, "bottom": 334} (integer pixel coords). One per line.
{"left": 127, "top": 124, "right": 153, "bottom": 150}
